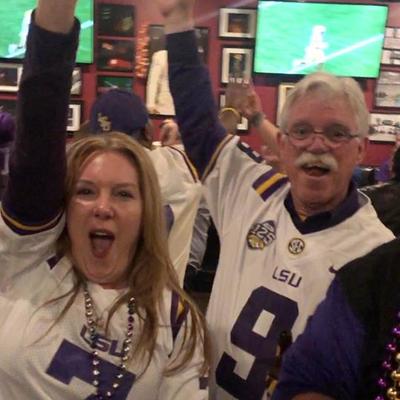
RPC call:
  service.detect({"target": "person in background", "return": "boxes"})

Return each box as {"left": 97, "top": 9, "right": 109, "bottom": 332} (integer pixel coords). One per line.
{"left": 155, "top": 0, "right": 395, "bottom": 399}
{"left": 273, "top": 236, "right": 400, "bottom": 400}
{"left": 362, "top": 146, "right": 400, "bottom": 236}
{"left": 0, "top": 111, "right": 15, "bottom": 199}
{"left": 89, "top": 88, "right": 202, "bottom": 285}
{"left": 375, "top": 132, "right": 400, "bottom": 183}
{"left": 0, "top": 1, "right": 208, "bottom": 398}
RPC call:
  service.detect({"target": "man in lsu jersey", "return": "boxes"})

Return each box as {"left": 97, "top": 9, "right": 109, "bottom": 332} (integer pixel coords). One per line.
{"left": 155, "top": 0, "right": 395, "bottom": 399}
{"left": 0, "top": 0, "right": 208, "bottom": 398}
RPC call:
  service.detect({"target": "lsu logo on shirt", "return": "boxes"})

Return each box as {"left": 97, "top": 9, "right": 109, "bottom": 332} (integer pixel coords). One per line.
{"left": 247, "top": 220, "right": 276, "bottom": 249}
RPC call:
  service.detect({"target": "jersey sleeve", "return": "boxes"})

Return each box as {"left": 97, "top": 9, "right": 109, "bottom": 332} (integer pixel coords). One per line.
{"left": 1, "top": 12, "right": 79, "bottom": 234}
{"left": 149, "top": 146, "right": 202, "bottom": 284}
{"left": 273, "top": 278, "right": 364, "bottom": 400}
{"left": 166, "top": 30, "right": 226, "bottom": 178}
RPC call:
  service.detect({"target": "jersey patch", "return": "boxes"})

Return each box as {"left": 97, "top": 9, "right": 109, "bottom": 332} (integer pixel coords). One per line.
{"left": 252, "top": 170, "right": 288, "bottom": 202}
{"left": 288, "top": 238, "right": 305, "bottom": 255}
{"left": 247, "top": 220, "right": 276, "bottom": 250}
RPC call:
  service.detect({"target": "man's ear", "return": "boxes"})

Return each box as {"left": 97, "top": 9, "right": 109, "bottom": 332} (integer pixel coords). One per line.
{"left": 356, "top": 137, "right": 368, "bottom": 164}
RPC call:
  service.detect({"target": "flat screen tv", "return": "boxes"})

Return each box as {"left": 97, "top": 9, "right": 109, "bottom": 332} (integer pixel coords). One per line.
{"left": 0, "top": 0, "right": 94, "bottom": 64}
{"left": 254, "top": 1, "right": 388, "bottom": 78}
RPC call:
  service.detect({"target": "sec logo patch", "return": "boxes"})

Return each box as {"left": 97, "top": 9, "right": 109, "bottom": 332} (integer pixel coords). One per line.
{"left": 288, "top": 238, "right": 305, "bottom": 255}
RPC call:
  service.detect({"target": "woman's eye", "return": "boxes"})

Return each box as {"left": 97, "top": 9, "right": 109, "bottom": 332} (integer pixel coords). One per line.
{"left": 76, "top": 187, "right": 93, "bottom": 196}
{"left": 117, "top": 190, "right": 133, "bottom": 198}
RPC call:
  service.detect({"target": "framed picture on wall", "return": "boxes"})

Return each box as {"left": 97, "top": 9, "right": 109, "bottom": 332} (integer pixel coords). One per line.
{"left": 97, "top": 3, "right": 135, "bottom": 37}
{"left": 219, "top": 92, "right": 249, "bottom": 133}
{"left": 97, "top": 39, "right": 135, "bottom": 72}
{"left": 369, "top": 112, "right": 400, "bottom": 142}
{"left": 375, "top": 71, "right": 400, "bottom": 108}
{"left": 67, "top": 103, "right": 82, "bottom": 132}
{"left": 383, "top": 27, "right": 400, "bottom": 50}
{"left": 277, "top": 83, "right": 295, "bottom": 125}
{"left": 97, "top": 75, "right": 134, "bottom": 94}
{"left": 220, "top": 46, "right": 253, "bottom": 84}
{"left": 219, "top": 8, "right": 257, "bottom": 39}
{"left": 0, "top": 63, "right": 22, "bottom": 92}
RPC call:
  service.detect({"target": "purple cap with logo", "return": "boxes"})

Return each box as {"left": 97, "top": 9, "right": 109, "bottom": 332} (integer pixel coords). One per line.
{"left": 89, "top": 89, "right": 149, "bottom": 137}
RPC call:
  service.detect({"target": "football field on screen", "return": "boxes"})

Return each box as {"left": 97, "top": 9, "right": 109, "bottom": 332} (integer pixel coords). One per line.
{"left": 0, "top": 0, "right": 93, "bottom": 63}
{"left": 255, "top": 3, "right": 387, "bottom": 77}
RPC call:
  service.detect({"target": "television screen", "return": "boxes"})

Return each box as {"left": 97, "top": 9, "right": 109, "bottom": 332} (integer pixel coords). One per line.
{"left": 0, "top": 0, "right": 94, "bottom": 64}
{"left": 254, "top": 1, "right": 388, "bottom": 78}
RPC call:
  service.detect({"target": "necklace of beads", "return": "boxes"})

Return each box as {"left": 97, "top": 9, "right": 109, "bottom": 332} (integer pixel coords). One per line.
{"left": 83, "top": 283, "right": 136, "bottom": 399}
{"left": 375, "top": 312, "right": 400, "bottom": 400}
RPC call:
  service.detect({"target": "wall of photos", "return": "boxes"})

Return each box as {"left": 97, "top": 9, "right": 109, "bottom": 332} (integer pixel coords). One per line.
{"left": 1, "top": 0, "right": 400, "bottom": 165}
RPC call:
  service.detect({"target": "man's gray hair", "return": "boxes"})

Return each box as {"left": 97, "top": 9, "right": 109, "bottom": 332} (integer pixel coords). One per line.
{"left": 279, "top": 72, "right": 369, "bottom": 138}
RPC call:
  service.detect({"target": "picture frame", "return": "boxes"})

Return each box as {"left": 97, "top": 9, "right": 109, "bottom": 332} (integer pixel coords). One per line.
{"left": 97, "top": 38, "right": 135, "bottom": 72}
{"left": 97, "top": 3, "right": 135, "bottom": 37}
{"left": 219, "top": 8, "right": 257, "bottom": 39}
{"left": 277, "top": 83, "right": 295, "bottom": 125}
{"left": 220, "top": 46, "right": 253, "bottom": 84}
{"left": 219, "top": 93, "right": 249, "bottom": 133}
{"left": 369, "top": 112, "right": 400, "bottom": 142}
{"left": 67, "top": 103, "right": 82, "bottom": 132}
{"left": 0, "top": 63, "right": 22, "bottom": 92}
{"left": 146, "top": 24, "right": 209, "bottom": 116}
{"left": 383, "top": 27, "right": 400, "bottom": 50}
{"left": 97, "top": 75, "right": 134, "bottom": 94}
{"left": 375, "top": 71, "right": 400, "bottom": 108}
{"left": 71, "top": 67, "right": 82, "bottom": 96}
{"left": 381, "top": 49, "right": 400, "bottom": 66}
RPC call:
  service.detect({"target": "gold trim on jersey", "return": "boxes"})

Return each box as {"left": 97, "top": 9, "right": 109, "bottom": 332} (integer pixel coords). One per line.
{"left": 1, "top": 206, "right": 63, "bottom": 233}
{"left": 255, "top": 172, "right": 287, "bottom": 196}
{"left": 167, "top": 145, "right": 199, "bottom": 182}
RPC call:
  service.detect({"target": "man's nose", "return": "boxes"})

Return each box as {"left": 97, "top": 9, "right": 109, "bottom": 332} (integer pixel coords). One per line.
{"left": 305, "top": 132, "right": 331, "bottom": 153}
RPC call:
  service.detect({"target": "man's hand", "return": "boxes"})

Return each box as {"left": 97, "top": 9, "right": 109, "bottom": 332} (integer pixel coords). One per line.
{"left": 154, "top": 0, "right": 195, "bottom": 33}
{"left": 226, "top": 77, "right": 262, "bottom": 120}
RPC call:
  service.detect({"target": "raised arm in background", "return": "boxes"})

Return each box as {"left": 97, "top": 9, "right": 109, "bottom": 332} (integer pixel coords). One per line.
{"left": 156, "top": 0, "right": 226, "bottom": 177}
{"left": 2, "top": 0, "right": 79, "bottom": 227}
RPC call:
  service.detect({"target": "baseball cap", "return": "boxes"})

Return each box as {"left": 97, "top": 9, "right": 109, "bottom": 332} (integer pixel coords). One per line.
{"left": 0, "top": 111, "right": 15, "bottom": 147}
{"left": 89, "top": 89, "right": 149, "bottom": 137}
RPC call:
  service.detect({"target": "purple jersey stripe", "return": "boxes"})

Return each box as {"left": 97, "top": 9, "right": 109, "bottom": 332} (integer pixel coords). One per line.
{"left": 237, "top": 141, "right": 263, "bottom": 163}
{"left": 46, "top": 253, "right": 63, "bottom": 270}
{"left": 170, "top": 291, "right": 189, "bottom": 343}
{"left": 252, "top": 169, "right": 278, "bottom": 190}
{"left": 260, "top": 177, "right": 288, "bottom": 201}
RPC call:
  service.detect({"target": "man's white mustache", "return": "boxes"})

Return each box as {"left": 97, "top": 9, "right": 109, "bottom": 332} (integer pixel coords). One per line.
{"left": 294, "top": 152, "right": 338, "bottom": 172}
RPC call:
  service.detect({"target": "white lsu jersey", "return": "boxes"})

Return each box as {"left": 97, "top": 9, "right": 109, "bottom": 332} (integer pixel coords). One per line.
{"left": 0, "top": 214, "right": 207, "bottom": 400}
{"left": 148, "top": 145, "right": 202, "bottom": 285}
{"left": 204, "top": 136, "right": 394, "bottom": 400}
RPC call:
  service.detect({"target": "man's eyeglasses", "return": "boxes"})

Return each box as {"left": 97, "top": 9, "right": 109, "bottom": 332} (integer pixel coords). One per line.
{"left": 285, "top": 123, "right": 359, "bottom": 147}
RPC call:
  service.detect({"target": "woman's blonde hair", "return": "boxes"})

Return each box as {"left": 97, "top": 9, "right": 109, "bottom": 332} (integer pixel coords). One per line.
{"left": 57, "top": 131, "right": 209, "bottom": 374}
